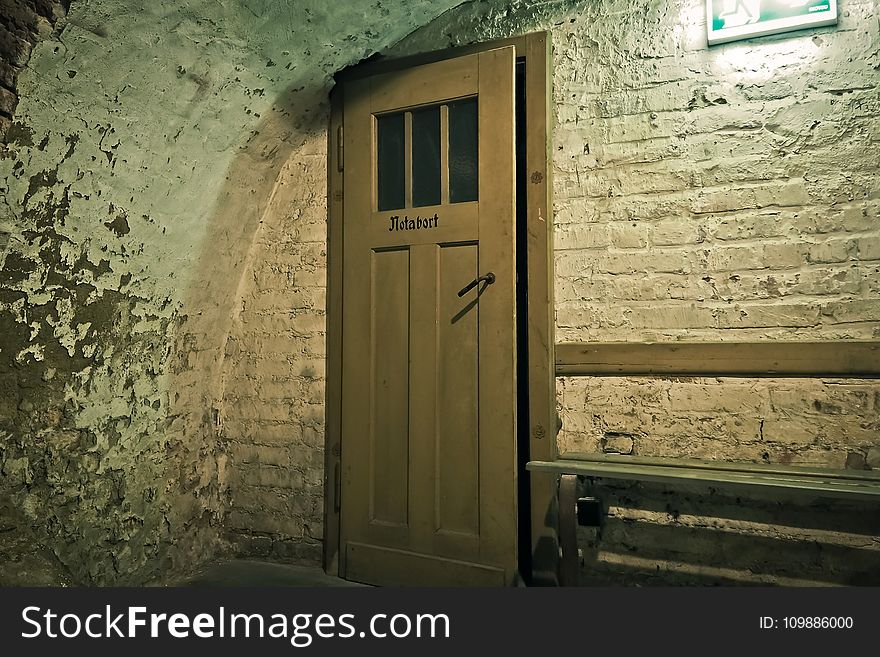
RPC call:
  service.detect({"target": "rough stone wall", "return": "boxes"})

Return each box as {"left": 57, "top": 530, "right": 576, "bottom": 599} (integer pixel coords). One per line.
{"left": 0, "top": 0, "right": 467, "bottom": 584}
{"left": 393, "top": 0, "right": 880, "bottom": 584}
{"left": 0, "top": 1, "right": 70, "bottom": 141}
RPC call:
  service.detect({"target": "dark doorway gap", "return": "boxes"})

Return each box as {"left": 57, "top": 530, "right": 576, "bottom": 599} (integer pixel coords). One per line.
{"left": 514, "top": 57, "right": 532, "bottom": 585}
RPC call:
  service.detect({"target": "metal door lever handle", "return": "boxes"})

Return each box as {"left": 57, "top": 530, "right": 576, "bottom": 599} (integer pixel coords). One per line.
{"left": 457, "top": 272, "right": 496, "bottom": 297}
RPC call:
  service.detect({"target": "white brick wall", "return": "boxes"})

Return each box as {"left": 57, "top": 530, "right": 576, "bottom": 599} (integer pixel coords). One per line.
{"left": 553, "top": 24, "right": 880, "bottom": 339}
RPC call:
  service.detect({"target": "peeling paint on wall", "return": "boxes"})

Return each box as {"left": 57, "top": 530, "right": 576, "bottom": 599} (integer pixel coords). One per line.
{"left": 0, "top": 0, "right": 468, "bottom": 585}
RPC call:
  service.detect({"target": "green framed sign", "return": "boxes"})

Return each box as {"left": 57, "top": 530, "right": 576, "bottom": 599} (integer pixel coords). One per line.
{"left": 707, "top": 0, "right": 838, "bottom": 45}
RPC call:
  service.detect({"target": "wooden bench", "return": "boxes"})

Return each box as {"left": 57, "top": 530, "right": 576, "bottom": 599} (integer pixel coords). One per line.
{"left": 526, "top": 453, "right": 880, "bottom": 585}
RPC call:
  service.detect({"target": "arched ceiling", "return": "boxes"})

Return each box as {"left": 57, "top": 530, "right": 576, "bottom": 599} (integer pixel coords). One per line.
{"left": 1, "top": 0, "right": 471, "bottom": 370}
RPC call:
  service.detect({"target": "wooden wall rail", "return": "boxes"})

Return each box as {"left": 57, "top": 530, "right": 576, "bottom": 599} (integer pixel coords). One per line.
{"left": 555, "top": 342, "right": 880, "bottom": 378}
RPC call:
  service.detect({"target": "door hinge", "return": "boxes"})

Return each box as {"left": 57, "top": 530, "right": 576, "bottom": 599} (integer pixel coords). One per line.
{"left": 336, "top": 125, "right": 343, "bottom": 172}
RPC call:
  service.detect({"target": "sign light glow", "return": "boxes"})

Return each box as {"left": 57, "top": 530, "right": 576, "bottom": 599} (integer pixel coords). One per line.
{"left": 707, "top": 0, "right": 838, "bottom": 45}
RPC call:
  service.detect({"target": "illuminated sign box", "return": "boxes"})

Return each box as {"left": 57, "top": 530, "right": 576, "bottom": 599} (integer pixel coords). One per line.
{"left": 707, "top": 0, "right": 838, "bottom": 45}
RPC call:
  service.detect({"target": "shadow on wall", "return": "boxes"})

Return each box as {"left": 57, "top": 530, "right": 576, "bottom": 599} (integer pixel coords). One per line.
{"left": 167, "top": 81, "right": 331, "bottom": 564}
{"left": 577, "top": 481, "right": 880, "bottom": 586}
{"left": 168, "top": 81, "right": 328, "bottom": 416}
{"left": 0, "top": 496, "right": 72, "bottom": 586}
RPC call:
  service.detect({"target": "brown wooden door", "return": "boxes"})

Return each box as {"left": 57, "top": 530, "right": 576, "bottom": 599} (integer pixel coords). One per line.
{"left": 340, "top": 47, "right": 517, "bottom": 586}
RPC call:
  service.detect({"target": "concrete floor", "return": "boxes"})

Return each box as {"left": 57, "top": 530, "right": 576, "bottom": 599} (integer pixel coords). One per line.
{"left": 183, "top": 559, "right": 366, "bottom": 587}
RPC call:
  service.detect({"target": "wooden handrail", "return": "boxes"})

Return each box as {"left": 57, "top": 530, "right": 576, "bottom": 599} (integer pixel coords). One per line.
{"left": 555, "top": 342, "right": 880, "bottom": 378}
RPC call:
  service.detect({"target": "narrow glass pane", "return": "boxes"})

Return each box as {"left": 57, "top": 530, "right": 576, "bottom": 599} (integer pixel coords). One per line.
{"left": 412, "top": 106, "right": 441, "bottom": 207}
{"left": 448, "top": 98, "right": 478, "bottom": 203}
{"left": 377, "top": 113, "right": 405, "bottom": 211}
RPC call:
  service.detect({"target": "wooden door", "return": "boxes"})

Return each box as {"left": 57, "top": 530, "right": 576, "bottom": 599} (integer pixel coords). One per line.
{"left": 340, "top": 47, "right": 517, "bottom": 586}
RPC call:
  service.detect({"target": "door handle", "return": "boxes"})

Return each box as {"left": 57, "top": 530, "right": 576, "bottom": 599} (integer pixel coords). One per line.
{"left": 457, "top": 272, "right": 496, "bottom": 297}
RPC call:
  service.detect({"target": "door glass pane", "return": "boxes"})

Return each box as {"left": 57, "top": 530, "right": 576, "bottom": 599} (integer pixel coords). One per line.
{"left": 448, "top": 98, "right": 478, "bottom": 203}
{"left": 377, "top": 113, "right": 405, "bottom": 211}
{"left": 412, "top": 106, "right": 441, "bottom": 207}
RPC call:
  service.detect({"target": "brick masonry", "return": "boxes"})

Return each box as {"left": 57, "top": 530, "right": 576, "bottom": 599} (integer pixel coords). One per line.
{"left": 545, "top": 1, "right": 880, "bottom": 345}
{"left": 220, "top": 131, "right": 330, "bottom": 562}
{"left": 558, "top": 377, "right": 880, "bottom": 467}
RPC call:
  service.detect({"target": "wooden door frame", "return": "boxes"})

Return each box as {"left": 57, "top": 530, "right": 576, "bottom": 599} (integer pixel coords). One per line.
{"left": 324, "top": 31, "right": 557, "bottom": 585}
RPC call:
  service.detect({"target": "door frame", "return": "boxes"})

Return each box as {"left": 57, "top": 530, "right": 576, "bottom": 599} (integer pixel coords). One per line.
{"left": 324, "top": 31, "right": 557, "bottom": 585}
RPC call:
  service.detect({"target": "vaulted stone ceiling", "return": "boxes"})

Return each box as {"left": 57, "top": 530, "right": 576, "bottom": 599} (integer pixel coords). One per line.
{"left": 0, "top": 0, "right": 467, "bottom": 584}
{"left": 3, "top": 0, "right": 468, "bottom": 292}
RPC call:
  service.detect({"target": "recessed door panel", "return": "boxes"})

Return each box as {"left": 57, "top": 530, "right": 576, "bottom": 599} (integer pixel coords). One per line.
{"left": 437, "top": 243, "right": 480, "bottom": 539}
{"left": 369, "top": 248, "right": 410, "bottom": 527}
